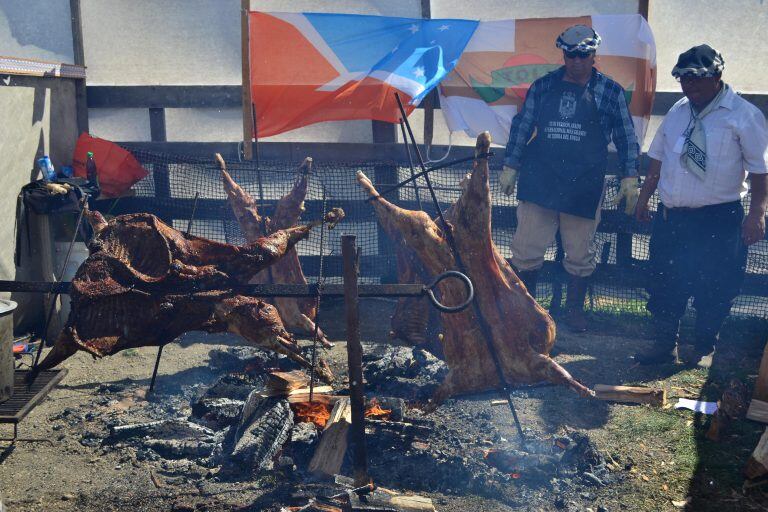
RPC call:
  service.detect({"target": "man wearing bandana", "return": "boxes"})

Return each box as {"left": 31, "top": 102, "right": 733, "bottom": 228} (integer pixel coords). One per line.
{"left": 500, "top": 25, "right": 640, "bottom": 332}
{"left": 634, "top": 45, "right": 768, "bottom": 366}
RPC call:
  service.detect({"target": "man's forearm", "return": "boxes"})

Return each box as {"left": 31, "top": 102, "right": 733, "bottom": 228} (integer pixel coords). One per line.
{"left": 748, "top": 173, "right": 768, "bottom": 217}
{"left": 638, "top": 158, "right": 661, "bottom": 204}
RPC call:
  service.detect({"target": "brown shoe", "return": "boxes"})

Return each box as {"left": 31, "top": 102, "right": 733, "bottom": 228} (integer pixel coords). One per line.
{"left": 564, "top": 275, "right": 588, "bottom": 332}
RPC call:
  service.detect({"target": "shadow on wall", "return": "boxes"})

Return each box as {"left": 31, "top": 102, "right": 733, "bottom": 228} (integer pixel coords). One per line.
{"left": 0, "top": 0, "right": 74, "bottom": 61}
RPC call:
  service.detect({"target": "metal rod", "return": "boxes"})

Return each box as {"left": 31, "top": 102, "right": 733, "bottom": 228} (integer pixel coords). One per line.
{"left": 342, "top": 235, "right": 369, "bottom": 486}
{"left": 399, "top": 118, "right": 423, "bottom": 210}
{"left": 309, "top": 187, "right": 328, "bottom": 403}
{"left": 148, "top": 345, "right": 164, "bottom": 393}
{"left": 0, "top": 281, "right": 436, "bottom": 298}
{"left": 394, "top": 92, "right": 527, "bottom": 447}
{"left": 32, "top": 197, "right": 89, "bottom": 371}
{"left": 185, "top": 191, "right": 200, "bottom": 235}
{"left": 150, "top": 191, "right": 201, "bottom": 393}
{"left": 365, "top": 151, "right": 493, "bottom": 203}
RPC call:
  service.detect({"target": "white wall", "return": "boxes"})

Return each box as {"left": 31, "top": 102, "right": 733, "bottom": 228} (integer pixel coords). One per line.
{"left": 648, "top": 0, "right": 768, "bottom": 93}
{"left": 0, "top": 0, "right": 74, "bottom": 63}
{"left": 13, "top": 0, "right": 765, "bottom": 146}
{"left": 81, "top": 0, "right": 422, "bottom": 143}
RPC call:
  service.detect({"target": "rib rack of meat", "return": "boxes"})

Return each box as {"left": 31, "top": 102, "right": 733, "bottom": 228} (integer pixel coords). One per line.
{"left": 357, "top": 132, "right": 593, "bottom": 405}
{"left": 35, "top": 208, "right": 344, "bottom": 383}
{"left": 218, "top": 155, "right": 332, "bottom": 348}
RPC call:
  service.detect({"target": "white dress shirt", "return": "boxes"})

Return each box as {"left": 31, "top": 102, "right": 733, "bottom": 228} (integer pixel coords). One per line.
{"left": 647, "top": 86, "right": 768, "bottom": 208}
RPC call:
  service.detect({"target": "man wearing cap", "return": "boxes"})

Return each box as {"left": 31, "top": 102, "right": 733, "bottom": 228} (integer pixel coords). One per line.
{"left": 500, "top": 24, "right": 640, "bottom": 332}
{"left": 634, "top": 44, "right": 768, "bottom": 366}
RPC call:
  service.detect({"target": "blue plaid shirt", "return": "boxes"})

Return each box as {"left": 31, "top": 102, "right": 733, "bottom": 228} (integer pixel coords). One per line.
{"left": 503, "top": 67, "right": 640, "bottom": 177}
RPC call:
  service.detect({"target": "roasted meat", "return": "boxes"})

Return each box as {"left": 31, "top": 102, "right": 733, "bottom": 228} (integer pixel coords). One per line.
{"left": 219, "top": 155, "right": 331, "bottom": 348}
{"left": 357, "top": 132, "right": 592, "bottom": 405}
{"left": 36, "top": 209, "right": 344, "bottom": 383}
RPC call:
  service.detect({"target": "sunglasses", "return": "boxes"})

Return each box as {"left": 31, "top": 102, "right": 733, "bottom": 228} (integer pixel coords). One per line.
{"left": 564, "top": 50, "right": 593, "bottom": 60}
{"left": 675, "top": 74, "right": 711, "bottom": 84}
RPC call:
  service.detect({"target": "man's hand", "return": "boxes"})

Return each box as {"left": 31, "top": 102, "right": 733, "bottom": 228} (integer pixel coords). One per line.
{"left": 612, "top": 177, "right": 640, "bottom": 215}
{"left": 635, "top": 198, "right": 651, "bottom": 222}
{"left": 499, "top": 165, "right": 518, "bottom": 196}
{"left": 743, "top": 211, "right": 766, "bottom": 246}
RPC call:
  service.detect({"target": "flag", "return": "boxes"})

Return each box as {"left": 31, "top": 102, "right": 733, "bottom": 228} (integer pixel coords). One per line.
{"left": 439, "top": 15, "right": 656, "bottom": 145}
{"left": 249, "top": 12, "right": 478, "bottom": 138}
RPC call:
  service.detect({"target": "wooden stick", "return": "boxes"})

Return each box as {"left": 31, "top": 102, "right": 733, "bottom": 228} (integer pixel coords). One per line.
{"left": 240, "top": 0, "right": 254, "bottom": 160}
{"left": 342, "top": 235, "right": 369, "bottom": 486}
{"left": 308, "top": 398, "right": 351, "bottom": 476}
{"left": 593, "top": 384, "right": 666, "bottom": 406}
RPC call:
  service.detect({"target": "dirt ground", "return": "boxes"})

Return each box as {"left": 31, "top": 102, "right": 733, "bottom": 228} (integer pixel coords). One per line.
{"left": 0, "top": 297, "right": 767, "bottom": 511}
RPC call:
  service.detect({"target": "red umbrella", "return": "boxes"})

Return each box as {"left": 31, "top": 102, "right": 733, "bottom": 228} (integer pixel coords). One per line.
{"left": 72, "top": 133, "right": 149, "bottom": 198}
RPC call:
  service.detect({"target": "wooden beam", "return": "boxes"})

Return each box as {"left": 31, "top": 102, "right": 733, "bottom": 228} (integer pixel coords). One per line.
{"left": 83, "top": 86, "right": 768, "bottom": 118}
{"left": 342, "top": 235, "right": 369, "bottom": 486}
{"left": 69, "top": 0, "right": 88, "bottom": 134}
{"left": 241, "top": 0, "right": 254, "bottom": 160}
{"left": 593, "top": 384, "right": 666, "bottom": 406}
{"left": 420, "top": 0, "right": 434, "bottom": 153}
{"left": 86, "top": 86, "right": 242, "bottom": 109}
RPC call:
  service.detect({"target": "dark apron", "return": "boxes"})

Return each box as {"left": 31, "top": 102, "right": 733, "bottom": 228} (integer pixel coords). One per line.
{"left": 517, "top": 79, "right": 608, "bottom": 219}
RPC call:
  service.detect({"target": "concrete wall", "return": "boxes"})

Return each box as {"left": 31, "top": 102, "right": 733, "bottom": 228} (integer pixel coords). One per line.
{"left": 0, "top": 76, "right": 79, "bottom": 330}
{"left": 0, "top": 0, "right": 75, "bottom": 63}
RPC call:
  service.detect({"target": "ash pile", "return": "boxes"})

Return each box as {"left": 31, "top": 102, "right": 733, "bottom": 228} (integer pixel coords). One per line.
{"left": 52, "top": 342, "right": 625, "bottom": 511}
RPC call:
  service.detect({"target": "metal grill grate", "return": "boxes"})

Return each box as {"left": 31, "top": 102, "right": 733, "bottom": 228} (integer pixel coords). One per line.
{"left": 0, "top": 370, "right": 67, "bottom": 430}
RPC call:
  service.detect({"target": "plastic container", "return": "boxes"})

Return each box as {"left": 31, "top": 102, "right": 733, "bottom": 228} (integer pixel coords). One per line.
{"left": 37, "top": 156, "right": 56, "bottom": 182}
{"left": 0, "top": 299, "right": 17, "bottom": 404}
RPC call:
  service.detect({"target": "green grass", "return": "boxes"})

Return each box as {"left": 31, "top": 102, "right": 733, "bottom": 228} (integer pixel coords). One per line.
{"left": 121, "top": 348, "right": 139, "bottom": 357}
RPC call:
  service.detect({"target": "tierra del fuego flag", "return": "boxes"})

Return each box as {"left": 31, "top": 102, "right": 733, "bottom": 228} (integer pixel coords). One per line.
{"left": 439, "top": 14, "right": 656, "bottom": 145}
{"left": 248, "top": 12, "right": 478, "bottom": 137}
{"left": 248, "top": 13, "right": 655, "bottom": 144}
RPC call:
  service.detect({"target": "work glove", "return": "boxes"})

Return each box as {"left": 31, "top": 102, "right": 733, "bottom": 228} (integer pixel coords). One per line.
{"left": 612, "top": 177, "right": 640, "bottom": 215}
{"left": 499, "top": 165, "right": 519, "bottom": 196}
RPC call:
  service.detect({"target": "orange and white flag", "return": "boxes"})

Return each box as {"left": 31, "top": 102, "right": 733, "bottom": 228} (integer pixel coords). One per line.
{"left": 439, "top": 14, "right": 656, "bottom": 145}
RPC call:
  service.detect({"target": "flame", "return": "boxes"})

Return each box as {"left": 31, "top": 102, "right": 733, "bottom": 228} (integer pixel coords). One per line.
{"left": 292, "top": 402, "right": 332, "bottom": 429}
{"left": 364, "top": 398, "right": 391, "bottom": 420}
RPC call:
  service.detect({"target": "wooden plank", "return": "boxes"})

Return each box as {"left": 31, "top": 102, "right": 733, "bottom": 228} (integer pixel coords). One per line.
{"left": 86, "top": 85, "right": 242, "bottom": 109}
{"left": 241, "top": 0, "right": 254, "bottom": 160}
{"left": 149, "top": 108, "right": 167, "bottom": 142}
{"left": 594, "top": 384, "right": 666, "bottom": 406}
{"left": 84, "top": 86, "right": 768, "bottom": 117}
{"left": 266, "top": 370, "right": 310, "bottom": 393}
{"left": 747, "top": 340, "right": 768, "bottom": 423}
{"left": 308, "top": 397, "right": 351, "bottom": 476}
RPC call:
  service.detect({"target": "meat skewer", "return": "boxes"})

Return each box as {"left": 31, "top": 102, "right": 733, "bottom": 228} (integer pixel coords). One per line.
{"left": 218, "top": 155, "right": 332, "bottom": 348}
{"left": 35, "top": 209, "right": 344, "bottom": 383}
{"left": 357, "top": 132, "right": 593, "bottom": 405}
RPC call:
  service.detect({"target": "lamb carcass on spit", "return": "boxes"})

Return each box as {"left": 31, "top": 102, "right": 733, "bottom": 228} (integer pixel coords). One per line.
{"left": 218, "top": 155, "right": 332, "bottom": 348}
{"left": 35, "top": 208, "right": 344, "bottom": 383}
{"left": 357, "top": 131, "right": 592, "bottom": 405}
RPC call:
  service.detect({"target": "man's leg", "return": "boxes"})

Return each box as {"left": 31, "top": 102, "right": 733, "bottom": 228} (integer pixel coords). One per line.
{"left": 636, "top": 209, "right": 693, "bottom": 364}
{"left": 689, "top": 204, "right": 747, "bottom": 368}
{"left": 510, "top": 201, "right": 559, "bottom": 296}
{"left": 558, "top": 208, "right": 601, "bottom": 332}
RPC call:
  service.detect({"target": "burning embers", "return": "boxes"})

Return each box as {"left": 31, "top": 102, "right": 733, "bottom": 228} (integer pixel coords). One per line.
{"left": 292, "top": 399, "right": 392, "bottom": 429}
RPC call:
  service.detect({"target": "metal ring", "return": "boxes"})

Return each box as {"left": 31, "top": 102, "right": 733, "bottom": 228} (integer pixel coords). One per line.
{"left": 424, "top": 271, "right": 474, "bottom": 313}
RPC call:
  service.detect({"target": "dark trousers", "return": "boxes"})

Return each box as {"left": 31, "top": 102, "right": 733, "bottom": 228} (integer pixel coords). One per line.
{"left": 646, "top": 201, "right": 747, "bottom": 348}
